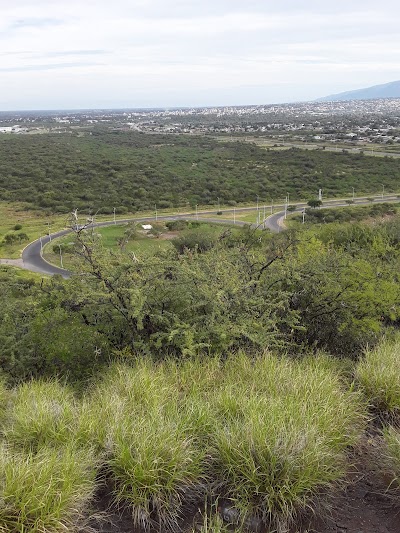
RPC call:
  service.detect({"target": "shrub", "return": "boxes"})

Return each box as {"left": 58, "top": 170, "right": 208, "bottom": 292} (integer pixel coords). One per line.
{"left": 2, "top": 232, "right": 29, "bottom": 245}
{"left": 13, "top": 224, "right": 22, "bottom": 230}
{"left": 0, "top": 444, "right": 98, "bottom": 532}
{"left": 172, "top": 227, "right": 218, "bottom": 254}
{"left": 356, "top": 337, "right": 400, "bottom": 416}
{"left": 166, "top": 219, "right": 189, "bottom": 231}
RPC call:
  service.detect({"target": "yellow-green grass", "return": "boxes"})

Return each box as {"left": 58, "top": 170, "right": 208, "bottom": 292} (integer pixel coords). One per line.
{"left": 0, "top": 354, "right": 365, "bottom": 532}
{"left": 356, "top": 337, "right": 400, "bottom": 415}
{"left": 76, "top": 361, "right": 206, "bottom": 531}
{"left": 3, "top": 380, "right": 78, "bottom": 452}
{"left": 381, "top": 426, "right": 400, "bottom": 491}
{"left": 77, "top": 354, "right": 363, "bottom": 531}
{"left": 202, "top": 208, "right": 280, "bottom": 225}
{"left": 0, "top": 444, "right": 98, "bottom": 533}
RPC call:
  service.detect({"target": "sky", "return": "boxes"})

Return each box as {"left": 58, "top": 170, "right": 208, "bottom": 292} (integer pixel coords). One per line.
{"left": 0, "top": 0, "right": 399, "bottom": 110}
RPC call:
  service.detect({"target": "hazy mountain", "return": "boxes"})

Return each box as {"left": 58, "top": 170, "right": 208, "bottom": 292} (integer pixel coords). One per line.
{"left": 317, "top": 80, "right": 400, "bottom": 102}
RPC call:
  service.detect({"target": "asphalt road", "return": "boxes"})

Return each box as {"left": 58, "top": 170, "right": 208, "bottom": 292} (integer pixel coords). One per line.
{"left": 19, "top": 195, "right": 399, "bottom": 278}
{"left": 21, "top": 214, "right": 250, "bottom": 278}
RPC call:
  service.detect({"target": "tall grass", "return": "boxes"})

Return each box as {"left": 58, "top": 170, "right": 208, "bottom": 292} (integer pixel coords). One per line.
{"left": 0, "top": 354, "right": 365, "bottom": 532}
{"left": 381, "top": 426, "right": 400, "bottom": 491}
{"left": 0, "top": 444, "right": 98, "bottom": 532}
{"left": 76, "top": 362, "right": 206, "bottom": 531}
{"left": 2, "top": 380, "right": 77, "bottom": 451}
{"left": 206, "top": 354, "right": 364, "bottom": 531}
{"left": 356, "top": 337, "right": 400, "bottom": 415}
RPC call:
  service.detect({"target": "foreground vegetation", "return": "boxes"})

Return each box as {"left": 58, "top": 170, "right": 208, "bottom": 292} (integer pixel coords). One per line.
{"left": 1, "top": 196, "right": 400, "bottom": 530}
{"left": 0, "top": 354, "right": 364, "bottom": 532}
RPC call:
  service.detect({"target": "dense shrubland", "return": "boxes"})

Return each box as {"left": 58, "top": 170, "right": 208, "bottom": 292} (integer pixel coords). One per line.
{"left": 1, "top": 216, "right": 400, "bottom": 383}
{"left": 0, "top": 132, "right": 399, "bottom": 213}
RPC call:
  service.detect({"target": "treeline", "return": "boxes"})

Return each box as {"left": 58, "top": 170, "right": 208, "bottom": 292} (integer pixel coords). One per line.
{"left": 0, "top": 132, "right": 399, "bottom": 213}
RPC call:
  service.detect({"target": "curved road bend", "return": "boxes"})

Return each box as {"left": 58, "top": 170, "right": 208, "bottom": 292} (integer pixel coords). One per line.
{"left": 19, "top": 195, "right": 400, "bottom": 278}
{"left": 21, "top": 214, "right": 250, "bottom": 278}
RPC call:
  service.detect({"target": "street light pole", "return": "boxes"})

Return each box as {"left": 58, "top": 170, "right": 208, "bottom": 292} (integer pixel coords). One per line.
{"left": 155, "top": 204, "right": 158, "bottom": 222}
{"left": 382, "top": 185, "right": 385, "bottom": 199}
{"left": 59, "top": 245, "right": 64, "bottom": 268}
{"left": 352, "top": 187, "right": 355, "bottom": 201}
{"left": 256, "top": 195, "right": 260, "bottom": 225}
{"left": 302, "top": 209, "right": 305, "bottom": 224}
{"left": 217, "top": 197, "right": 220, "bottom": 211}
{"left": 233, "top": 207, "right": 236, "bottom": 224}
{"left": 113, "top": 207, "right": 116, "bottom": 225}
{"left": 196, "top": 204, "right": 198, "bottom": 220}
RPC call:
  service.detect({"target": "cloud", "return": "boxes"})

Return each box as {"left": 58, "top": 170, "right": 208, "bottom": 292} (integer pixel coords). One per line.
{"left": 0, "top": 61, "right": 103, "bottom": 72}
{"left": 0, "top": 0, "right": 399, "bottom": 109}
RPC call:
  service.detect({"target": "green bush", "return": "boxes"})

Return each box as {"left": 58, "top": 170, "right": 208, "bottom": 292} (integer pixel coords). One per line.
{"left": 172, "top": 227, "right": 219, "bottom": 253}
{"left": 2, "top": 232, "right": 29, "bottom": 245}
{"left": 166, "top": 219, "right": 189, "bottom": 231}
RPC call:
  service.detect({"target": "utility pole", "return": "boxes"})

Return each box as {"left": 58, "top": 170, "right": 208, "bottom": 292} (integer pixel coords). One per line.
{"left": 352, "top": 187, "right": 355, "bottom": 201}
{"left": 284, "top": 196, "right": 288, "bottom": 220}
{"left": 217, "top": 197, "right": 220, "bottom": 211}
{"left": 233, "top": 207, "right": 236, "bottom": 224}
{"left": 196, "top": 204, "right": 198, "bottom": 221}
{"left": 155, "top": 204, "right": 158, "bottom": 222}
{"left": 271, "top": 199, "right": 273, "bottom": 215}
{"left": 382, "top": 184, "right": 385, "bottom": 199}
{"left": 47, "top": 222, "right": 51, "bottom": 242}
{"left": 302, "top": 209, "right": 305, "bottom": 224}
{"left": 40, "top": 236, "right": 43, "bottom": 253}
{"left": 113, "top": 207, "right": 116, "bottom": 225}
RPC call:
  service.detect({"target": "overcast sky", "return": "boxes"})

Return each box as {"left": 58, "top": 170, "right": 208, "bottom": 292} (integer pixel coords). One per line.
{"left": 0, "top": 0, "right": 399, "bottom": 110}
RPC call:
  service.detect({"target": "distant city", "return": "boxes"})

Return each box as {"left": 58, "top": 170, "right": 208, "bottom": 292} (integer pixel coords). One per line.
{"left": 1, "top": 97, "right": 400, "bottom": 147}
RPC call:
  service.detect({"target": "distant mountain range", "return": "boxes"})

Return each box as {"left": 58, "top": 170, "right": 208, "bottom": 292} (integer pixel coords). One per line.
{"left": 317, "top": 80, "right": 400, "bottom": 102}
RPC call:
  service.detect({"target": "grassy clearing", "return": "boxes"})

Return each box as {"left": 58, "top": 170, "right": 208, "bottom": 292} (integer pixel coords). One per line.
{"left": 356, "top": 336, "right": 400, "bottom": 416}
{"left": 0, "top": 203, "right": 68, "bottom": 259}
{"left": 0, "top": 444, "right": 98, "bottom": 533}
{"left": 0, "top": 354, "right": 365, "bottom": 532}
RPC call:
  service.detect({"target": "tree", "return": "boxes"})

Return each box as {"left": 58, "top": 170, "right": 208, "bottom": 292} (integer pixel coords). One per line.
{"left": 307, "top": 199, "right": 322, "bottom": 209}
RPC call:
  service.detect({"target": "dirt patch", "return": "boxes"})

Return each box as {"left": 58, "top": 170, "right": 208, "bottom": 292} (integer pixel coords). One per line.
{"left": 304, "top": 446, "right": 400, "bottom": 533}
{"left": 0, "top": 258, "right": 26, "bottom": 269}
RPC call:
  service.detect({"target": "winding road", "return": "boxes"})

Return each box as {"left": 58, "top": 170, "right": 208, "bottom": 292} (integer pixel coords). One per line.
{"left": 1, "top": 195, "right": 397, "bottom": 278}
